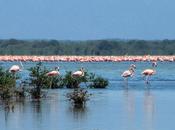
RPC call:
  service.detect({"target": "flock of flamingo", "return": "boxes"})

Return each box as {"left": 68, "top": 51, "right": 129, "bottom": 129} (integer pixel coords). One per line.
{"left": 121, "top": 62, "right": 157, "bottom": 84}
{"left": 0, "top": 55, "right": 175, "bottom": 62}
{"left": 8, "top": 57, "right": 157, "bottom": 86}
{"left": 9, "top": 62, "right": 84, "bottom": 79}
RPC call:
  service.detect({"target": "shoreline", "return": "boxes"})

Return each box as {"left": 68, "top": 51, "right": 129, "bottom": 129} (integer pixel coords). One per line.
{"left": 0, "top": 55, "right": 174, "bottom": 62}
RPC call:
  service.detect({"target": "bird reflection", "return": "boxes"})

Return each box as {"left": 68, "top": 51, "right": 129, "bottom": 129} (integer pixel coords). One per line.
{"left": 144, "top": 89, "right": 155, "bottom": 130}
{"left": 123, "top": 88, "right": 135, "bottom": 120}
{"left": 3, "top": 101, "right": 15, "bottom": 126}
{"left": 122, "top": 87, "right": 136, "bottom": 130}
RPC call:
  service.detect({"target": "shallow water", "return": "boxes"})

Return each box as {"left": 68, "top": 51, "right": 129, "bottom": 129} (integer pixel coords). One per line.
{"left": 0, "top": 61, "right": 175, "bottom": 130}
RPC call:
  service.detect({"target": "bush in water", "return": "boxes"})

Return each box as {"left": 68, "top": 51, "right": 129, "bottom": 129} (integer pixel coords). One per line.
{"left": 63, "top": 71, "right": 89, "bottom": 88}
{"left": 66, "top": 88, "right": 90, "bottom": 107}
{"left": 0, "top": 67, "right": 16, "bottom": 99}
{"left": 28, "top": 62, "right": 49, "bottom": 98}
{"left": 89, "top": 76, "right": 109, "bottom": 88}
{"left": 28, "top": 62, "right": 63, "bottom": 98}
{"left": 48, "top": 76, "right": 64, "bottom": 89}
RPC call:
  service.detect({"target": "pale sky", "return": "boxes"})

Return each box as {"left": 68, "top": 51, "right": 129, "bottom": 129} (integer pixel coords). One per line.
{"left": 0, "top": 0, "right": 174, "bottom": 40}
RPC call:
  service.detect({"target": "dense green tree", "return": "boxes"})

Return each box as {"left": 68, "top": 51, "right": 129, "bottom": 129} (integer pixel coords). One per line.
{"left": 0, "top": 39, "right": 175, "bottom": 55}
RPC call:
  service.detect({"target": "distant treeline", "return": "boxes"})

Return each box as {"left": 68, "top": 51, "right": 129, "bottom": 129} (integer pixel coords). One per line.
{"left": 0, "top": 39, "right": 175, "bottom": 55}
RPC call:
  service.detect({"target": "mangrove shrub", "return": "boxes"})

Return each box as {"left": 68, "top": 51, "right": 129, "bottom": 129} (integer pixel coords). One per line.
{"left": 0, "top": 67, "right": 16, "bottom": 99}
{"left": 67, "top": 88, "right": 90, "bottom": 107}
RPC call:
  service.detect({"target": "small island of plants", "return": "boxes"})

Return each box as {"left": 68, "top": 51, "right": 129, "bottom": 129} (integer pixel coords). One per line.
{"left": 0, "top": 62, "right": 109, "bottom": 107}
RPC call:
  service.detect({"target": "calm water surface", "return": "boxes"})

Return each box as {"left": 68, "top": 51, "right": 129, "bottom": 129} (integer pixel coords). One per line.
{"left": 0, "top": 61, "right": 175, "bottom": 130}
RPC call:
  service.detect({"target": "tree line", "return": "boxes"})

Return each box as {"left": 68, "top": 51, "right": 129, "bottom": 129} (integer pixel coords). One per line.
{"left": 0, "top": 39, "right": 174, "bottom": 55}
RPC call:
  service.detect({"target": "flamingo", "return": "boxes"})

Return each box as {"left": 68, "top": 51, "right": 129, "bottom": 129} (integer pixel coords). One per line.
{"left": 9, "top": 61, "right": 23, "bottom": 73}
{"left": 121, "top": 64, "right": 136, "bottom": 84}
{"left": 72, "top": 68, "right": 84, "bottom": 78}
{"left": 46, "top": 67, "right": 60, "bottom": 88}
{"left": 142, "top": 69, "right": 156, "bottom": 84}
{"left": 142, "top": 62, "right": 156, "bottom": 84}
{"left": 46, "top": 67, "right": 60, "bottom": 76}
{"left": 9, "top": 61, "right": 24, "bottom": 87}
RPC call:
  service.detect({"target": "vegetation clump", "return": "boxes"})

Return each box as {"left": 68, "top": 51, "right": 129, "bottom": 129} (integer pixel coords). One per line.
{"left": 27, "top": 62, "right": 64, "bottom": 98}
{"left": 47, "top": 76, "right": 64, "bottom": 89}
{"left": 0, "top": 62, "right": 109, "bottom": 101}
{"left": 66, "top": 88, "right": 90, "bottom": 107}
{"left": 63, "top": 71, "right": 89, "bottom": 88}
{"left": 89, "top": 76, "right": 109, "bottom": 88}
{"left": 0, "top": 67, "right": 16, "bottom": 99}
{"left": 28, "top": 62, "right": 50, "bottom": 98}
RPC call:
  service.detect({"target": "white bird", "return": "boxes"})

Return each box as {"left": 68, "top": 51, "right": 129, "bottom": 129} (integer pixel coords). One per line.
{"left": 46, "top": 67, "right": 60, "bottom": 77}
{"left": 72, "top": 68, "right": 84, "bottom": 78}
{"left": 121, "top": 64, "right": 136, "bottom": 86}
{"left": 121, "top": 67, "right": 135, "bottom": 78}
{"left": 9, "top": 61, "right": 23, "bottom": 73}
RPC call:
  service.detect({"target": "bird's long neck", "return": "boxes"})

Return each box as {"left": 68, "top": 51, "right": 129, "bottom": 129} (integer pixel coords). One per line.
{"left": 20, "top": 61, "right": 24, "bottom": 70}
{"left": 81, "top": 70, "right": 84, "bottom": 76}
{"left": 129, "top": 67, "right": 135, "bottom": 73}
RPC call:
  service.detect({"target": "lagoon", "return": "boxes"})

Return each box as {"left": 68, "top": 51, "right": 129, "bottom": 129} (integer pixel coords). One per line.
{"left": 0, "top": 61, "right": 175, "bottom": 130}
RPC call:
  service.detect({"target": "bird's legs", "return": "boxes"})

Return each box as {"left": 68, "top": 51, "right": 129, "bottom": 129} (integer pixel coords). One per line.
{"left": 50, "top": 77, "right": 53, "bottom": 89}
{"left": 124, "top": 77, "right": 128, "bottom": 87}
{"left": 145, "top": 75, "right": 150, "bottom": 84}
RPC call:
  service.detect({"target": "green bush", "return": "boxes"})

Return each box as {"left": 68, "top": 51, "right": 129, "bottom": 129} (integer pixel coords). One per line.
{"left": 66, "top": 88, "right": 90, "bottom": 107}
{"left": 89, "top": 76, "right": 109, "bottom": 88}
{"left": 63, "top": 71, "right": 89, "bottom": 88}
{"left": 27, "top": 62, "right": 64, "bottom": 98}
{"left": 0, "top": 67, "right": 16, "bottom": 99}
{"left": 63, "top": 70, "right": 109, "bottom": 89}
{"left": 28, "top": 62, "right": 49, "bottom": 98}
{"left": 48, "top": 76, "right": 64, "bottom": 89}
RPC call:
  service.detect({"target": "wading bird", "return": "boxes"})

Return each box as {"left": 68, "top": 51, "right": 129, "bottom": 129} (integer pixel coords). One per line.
{"left": 121, "top": 64, "right": 136, "bottom": 85}
{"left": 9, "top": 61, "right": 24, "bottom": 87}
{"left": 9, "top": 61, "right": 23, "bottom": 73}
{"left": 46, "top": 67, "right": 60, "bottom": 76}
{"left": 72, "top": 68, "right": 84, "bottom": 78}
{"left": 142, "top": 62, "right": 156, "bottom": 84}
{"left": 46, "top": 67, "right": 60, "bottom": 88}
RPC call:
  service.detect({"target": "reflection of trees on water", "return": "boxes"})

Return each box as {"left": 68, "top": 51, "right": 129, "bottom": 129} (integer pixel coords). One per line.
{"left": 30, "top": 100, "right": 43, "bottom": 126}
{"left": 31, "top": 100, "right": 42, "bottom": 113}
{"left": 68, "top": 105, "right": 88, "bottom": 121}
{"left": 3, "top": 100, "right": 15, "bottom": 123}
{"left": 144, "top": 89, "right": 155, "bottom": 130}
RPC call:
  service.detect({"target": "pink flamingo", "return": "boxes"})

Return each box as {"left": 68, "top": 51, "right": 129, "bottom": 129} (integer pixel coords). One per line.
{"left": 142, "top": 69, "right": 156, "bottom": 84}
{"left": 46, "top": 67, "right": 60, "bottom": 76}
{"left": 9, "top": 61, "right": 24, "bottom": 87}
{"left": 72, "top": 68, "right": 84, "bottom": 78}
{"left": 121, "top": 64, "right": 136, "bottom": 84}
{"left": 46, "top": 67, "right": 60, "bottom": 88}
{"left": 142, "top": 62, "right": 156, "bottom": 84}
{"left": 9, "top": 61, "right": 23, "bottom": 74}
